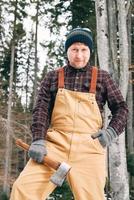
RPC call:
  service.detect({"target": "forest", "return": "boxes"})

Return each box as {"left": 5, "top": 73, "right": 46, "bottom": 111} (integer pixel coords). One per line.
{"left": 0, "top": 0, "right": 134, "bottom": 199}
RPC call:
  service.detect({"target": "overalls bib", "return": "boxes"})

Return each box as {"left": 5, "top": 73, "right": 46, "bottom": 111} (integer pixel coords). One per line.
{"left": 10, "top": 67, "right": 106, "bottom": 200}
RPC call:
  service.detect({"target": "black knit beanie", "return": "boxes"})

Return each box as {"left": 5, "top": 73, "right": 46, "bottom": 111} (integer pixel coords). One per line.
{"left": 65, "top": 28, "right": 93, "bottom": 52}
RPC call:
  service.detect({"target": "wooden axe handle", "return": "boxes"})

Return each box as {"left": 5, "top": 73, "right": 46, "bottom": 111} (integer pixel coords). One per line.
{"left": 16, "top": 139, "right": 61, "bottom": 170}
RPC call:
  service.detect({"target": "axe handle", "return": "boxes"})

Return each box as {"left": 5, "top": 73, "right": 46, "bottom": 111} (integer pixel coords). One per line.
{"left": 16, "top": 139, "right": 61, "bottom": 170}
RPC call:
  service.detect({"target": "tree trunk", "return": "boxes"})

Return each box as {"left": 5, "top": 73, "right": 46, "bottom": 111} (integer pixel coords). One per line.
{"left": 117, "top": 0, "right": 129, "bottom": 98}
{"left": 95, "top": 0, "right": 110, "bottom": 72}
{"left": 127, "top": 77, "right": 134, "bottom": 150}
{"left": 108, "top": 0, "right": 130, "bottom": 199}
{"left": 107, "top": 0, "right": 119, "bottom": 82}
{"left": 95, "top": 0, "right": 130, "bottom": 199}
{"left": 3, "top": 0, "right": 18, "bottom": 195}
{"left": 126, "top": 1, "right": 133, "bottom": 154}
{"left": 3, "top": 41, "right": 15, "bottom": 195}
{"left": 33, "top": 0, "right": 39, "bottom": 107}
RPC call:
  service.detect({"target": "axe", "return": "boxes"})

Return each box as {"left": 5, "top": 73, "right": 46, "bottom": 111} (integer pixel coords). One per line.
{"left": 16, "top": 139, "right": 71, "bottom": 187}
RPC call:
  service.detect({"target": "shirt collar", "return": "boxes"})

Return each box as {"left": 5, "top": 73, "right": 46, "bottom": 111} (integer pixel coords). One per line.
{"left": 67, "top": 62, "right": 90, "bottom": 72}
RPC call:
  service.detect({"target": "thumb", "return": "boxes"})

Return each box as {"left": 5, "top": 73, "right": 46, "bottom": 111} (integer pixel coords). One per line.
{"left": 91, "top": 131, "right": 102, "bottom": 139}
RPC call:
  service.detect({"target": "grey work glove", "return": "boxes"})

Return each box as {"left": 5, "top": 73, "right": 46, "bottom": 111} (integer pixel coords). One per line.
{"left": 28, "top": 139, "right": 47, "bottom": 163}
{"left": 91, "top": 127, "right": 118, "bottom": 148}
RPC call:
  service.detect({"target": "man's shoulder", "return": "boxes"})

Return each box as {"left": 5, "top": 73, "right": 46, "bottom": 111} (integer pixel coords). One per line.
{"left": 95, "top": 67, "right": 112, "bottom": 84}
{"left": 47, "top": 65, "right": 66, "bottom": 75}
{"left": 42, "top": 66, "right": 67, "bottom": 82}
{"left": 97, "top": 67, "right": 112, "bottom": 78}
{"left": 96, "top": 67, "right": 110, "bottom": 75}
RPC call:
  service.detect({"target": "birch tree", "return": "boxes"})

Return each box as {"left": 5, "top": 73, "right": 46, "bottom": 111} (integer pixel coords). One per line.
{"left": 95, "top": 0, "right": 110, "bottom": 72}
{"left": 127, "top": 73, "right": 133, "bottom": 153}
{"left": 0, "top": 1, "right": 5, "bottom": 65}
{"left": 126, "top": 0, "right": 133, "bottom": 155}
{"left": 3, "top": 0, "right": 28, "bottom": 195}
{"left": 31, "top": 0, "right": 39, "bottom": 107}
{"left": 3, "top": 0, "right": 18, "bottom": 194}
{"left": 95, "top": 0, "right": 131, "bottom": 199}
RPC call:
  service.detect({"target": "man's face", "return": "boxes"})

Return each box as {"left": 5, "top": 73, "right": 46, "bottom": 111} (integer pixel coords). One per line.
{"left": 67, "top": 42, "right": 90, "bottom": 69}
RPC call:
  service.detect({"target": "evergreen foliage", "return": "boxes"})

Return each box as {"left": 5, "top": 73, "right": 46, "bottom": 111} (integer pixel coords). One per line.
{"left": 127, "top": 153, "right": 134, "bottom": 176}
{"left": 50, "top": 181, "right": 74, "bottom": 199}
{"left": 0, "top": 191, "right": 9, "bottom": 200}
{"left": 69, "top": 0, "right": 96, "bottom": 29}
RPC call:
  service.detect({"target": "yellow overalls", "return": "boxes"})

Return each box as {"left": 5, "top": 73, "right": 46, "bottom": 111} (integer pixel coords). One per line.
{"left": 10, "top": 67, "right": 106, "bottom": 200}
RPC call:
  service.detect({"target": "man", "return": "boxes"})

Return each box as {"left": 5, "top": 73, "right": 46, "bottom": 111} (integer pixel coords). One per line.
{"left": 10, "top": 28, "right": 128, "bottom": 200}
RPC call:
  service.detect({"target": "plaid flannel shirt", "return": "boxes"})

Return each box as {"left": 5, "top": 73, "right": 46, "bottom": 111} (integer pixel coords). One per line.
{"left": 31, "top": 64, "right": 128, "bottom": 141}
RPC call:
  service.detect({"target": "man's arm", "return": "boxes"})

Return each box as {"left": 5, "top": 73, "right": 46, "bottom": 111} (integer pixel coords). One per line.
{"left": 92, "top": 71, "right": 128, "bottom": 147}
{"left": 29, "top": 70, "right": 58, "bottom": 163}
{"left": 105, "top": 72, "right": 128, "bottom": 135}
{"left": 31, "top": 71, "right": 53, "bottom": 141}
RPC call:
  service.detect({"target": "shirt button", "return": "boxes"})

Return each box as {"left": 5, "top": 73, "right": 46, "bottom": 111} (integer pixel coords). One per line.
{"left": 74, "top": 88, "right": 77, "bottom": 91}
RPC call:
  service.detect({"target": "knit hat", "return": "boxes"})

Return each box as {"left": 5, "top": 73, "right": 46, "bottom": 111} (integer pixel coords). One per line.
{"left": 65, "top": 28, "right": 93, "bottom": 52}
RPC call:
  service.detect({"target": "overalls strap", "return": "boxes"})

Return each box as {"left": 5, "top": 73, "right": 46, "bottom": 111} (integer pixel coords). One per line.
{"left": 89, "top": 66, "right": 98, "bottom": 93}
{"left": 58, "top": 66, "right": 98, "bottom": 93}
{"left": 58, "top": 68, "right": 64, "bottom": 88}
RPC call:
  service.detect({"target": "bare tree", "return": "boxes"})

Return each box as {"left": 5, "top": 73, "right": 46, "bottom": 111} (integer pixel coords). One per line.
{"left": 32, "top": 0, "right": 39, "bottom": 107}
{"left": 95, "top": 0, "right": 131, "bottom": 199}
{"left": 127, "top": 73, "right": 133, "bottom": 153}
{"left": 95, "top": 0, "right": 110, "bottom": 72}
{"left": 3, "top": 0, "right": 18, "bottom": 195}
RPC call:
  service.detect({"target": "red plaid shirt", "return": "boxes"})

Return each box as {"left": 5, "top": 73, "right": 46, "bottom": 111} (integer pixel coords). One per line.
{"left": 31, "top": 64, "right": 128, "bottom": 141}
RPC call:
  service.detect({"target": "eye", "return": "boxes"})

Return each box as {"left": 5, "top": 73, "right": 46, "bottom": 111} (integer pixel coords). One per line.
{"left": 72, "top": 48, "right": 78, "bottom": 52}
{"left": 82, "top": 48, "right": 90, "bottom": 53}
{"left": 82, "top": 48, "right": 88, "bottom": 51}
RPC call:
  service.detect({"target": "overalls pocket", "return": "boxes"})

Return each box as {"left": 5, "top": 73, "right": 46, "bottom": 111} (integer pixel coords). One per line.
{"left": 89, "top": 135, "right": 105, "bottom": 154}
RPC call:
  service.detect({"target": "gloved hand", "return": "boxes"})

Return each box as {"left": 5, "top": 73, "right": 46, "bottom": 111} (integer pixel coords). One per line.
{"left": 28, "top": 139, "right": 47, "bottom": 163}
{"left": 91, "top": 127, "right": 118, "bottom": 147}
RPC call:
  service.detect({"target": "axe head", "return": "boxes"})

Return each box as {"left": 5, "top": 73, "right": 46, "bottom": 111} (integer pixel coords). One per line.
{"left": 50, "top": 162, "right": 71, "bottom": 186}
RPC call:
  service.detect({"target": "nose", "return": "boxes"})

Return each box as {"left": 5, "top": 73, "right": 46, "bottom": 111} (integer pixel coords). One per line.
{"left": 76, "top": 50, "right": 82, "bottom": 58}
